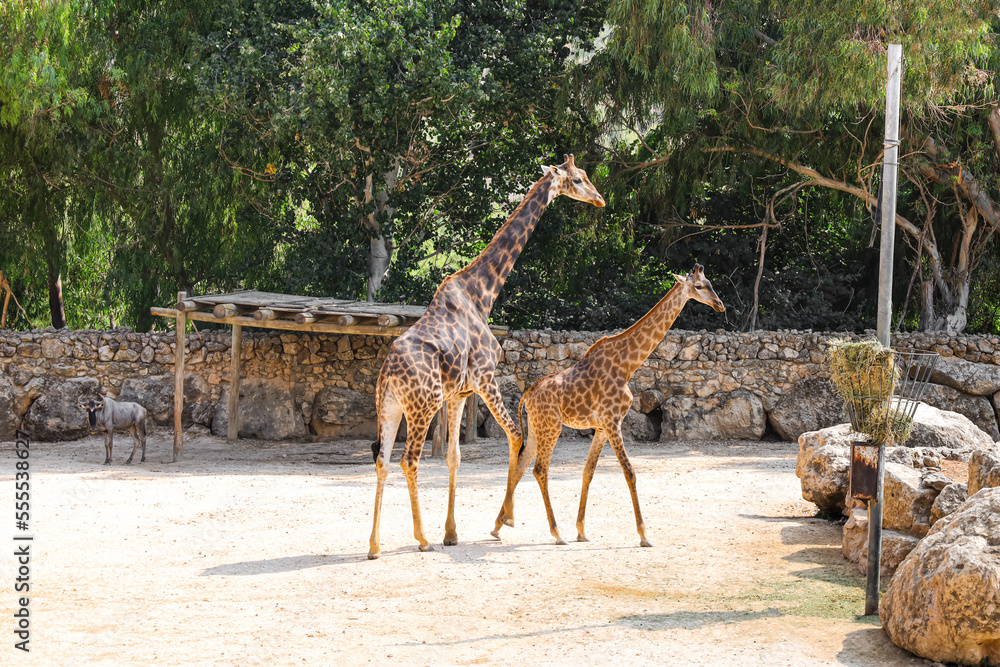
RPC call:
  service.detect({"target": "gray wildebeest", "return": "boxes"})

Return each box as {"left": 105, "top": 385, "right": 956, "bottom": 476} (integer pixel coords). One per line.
{"left": 78, "top": 396, "right": 148, "bottom": 464}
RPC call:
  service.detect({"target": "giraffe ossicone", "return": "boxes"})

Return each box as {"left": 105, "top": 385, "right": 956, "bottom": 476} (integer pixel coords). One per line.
{"left": 491, "top": 264, "right": 726, "bottom": 547}
{"left": 367, "top": 155, "right": 605, "bottom": 559}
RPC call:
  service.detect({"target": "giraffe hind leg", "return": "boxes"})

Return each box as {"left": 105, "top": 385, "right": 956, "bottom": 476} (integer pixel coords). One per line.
{"left": 443, "top": 396, "right": 468, "bottom": 546}
{"left": 531, "top": 425, "right": 565, "bottom": 545}
{"left": 368, "top": 389, "right": 403, "bottom": 560}
{"left": 576, "top": 431, "right": 607, "bottom": 542}
{"left": 401, "top": 411, "right": 436, "bottom": 553}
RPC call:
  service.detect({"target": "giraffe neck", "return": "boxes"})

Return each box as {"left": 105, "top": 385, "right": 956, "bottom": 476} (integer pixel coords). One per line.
{"left": 610, "top": 284, "right": 687, "bottom": 378}
{"left": 454, "top": 174, "right": 553, "bottom": 316}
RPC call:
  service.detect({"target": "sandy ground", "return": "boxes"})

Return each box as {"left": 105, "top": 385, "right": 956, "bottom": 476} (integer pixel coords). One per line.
{"left": 0, "top": 430, "right": 934, "bottom": 666}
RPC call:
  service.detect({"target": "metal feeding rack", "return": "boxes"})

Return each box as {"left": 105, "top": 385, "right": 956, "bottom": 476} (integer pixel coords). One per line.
{"left": 843, "top": 347, "right": 939, "bottom": 448}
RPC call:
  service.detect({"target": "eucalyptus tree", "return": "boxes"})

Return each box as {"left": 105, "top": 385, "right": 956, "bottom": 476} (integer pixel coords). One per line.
{"left": 589, "top": 0, "right": 1000, "bottom": 333}
{"left": 199, "top": 0, "right": 605, "bottom": 304}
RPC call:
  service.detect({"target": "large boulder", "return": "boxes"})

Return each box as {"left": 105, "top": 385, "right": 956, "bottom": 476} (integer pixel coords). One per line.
{"left": 930, "top": 357, "right": 1000, "bottom": 396}
{"left": 968, "top": 448, "right": 1000, "bottom": 496}
{"left": 311, "top": 387, "right": 376, "bottom": 438}
{"left": 621, "top": 409, "right": 659, "bottom": 442}
{"left": 880, "top": 487, "right": 1000, "bottom": 665}
{"left": 24, "top": 377, "right": 100, "bottom": 441}
{"left": 0, "top": 375, "right": 18, "bottom": 441}
{"left": 660, "top": 389, "right": 766, "bottom": 441}
{"left": 796, "top": 424, "right": 852, "bottom": 513}
{"left": 903, "top": 402, "right": 994, "bottom": 452}
{"left": 768, "top": 378, "right": 848, "bottom": 442}
{"left": 119, "top": 374, "right": 214, "bottom": 427}
{"left": 882, "top": 463, "right": 939, "bottom": 537}
{"left": 842, "top": 508, "right": 921, "bottom": 580}
{"left": 930, "top": 482, "right": 968, "bottom": 527}
{"left": 211, "top": 379, "right": 306, "bottom": 440}
{"left": 919, "top": 383, "right": 999, "bottom": 441}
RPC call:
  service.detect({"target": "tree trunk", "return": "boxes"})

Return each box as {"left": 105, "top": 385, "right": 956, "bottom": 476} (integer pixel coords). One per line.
{"left": 367, "top": 235, "right": 392, "bottom": 301}
{"left": 919, "top": 278, "right": 968, "bottom": 335}
{"left": 363, "top": 166, "right": 399, "bottom": 302}
{"left": 46, "top": 256, "right": 67, "bottom": 329}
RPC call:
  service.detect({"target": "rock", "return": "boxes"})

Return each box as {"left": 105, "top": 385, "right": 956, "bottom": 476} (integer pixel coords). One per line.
{"left": 880, "top": 487, "right": 1000, "bottom": 665}
{"left": 904, "top": 402, "right": 994, "bottom": 451}
{"left": 621, "top": 409, "right": 659, "bottom": 442}
{"left": 637, "top": 389, "right": 663, "bottom": 414}
{"left": 882, "top": 462, "right": 939, "bottom": 537}
{"left": 930, "top": 482, "right": 968, "bottom": 526}
{"left": 0, "top": 375, "right": 19, "bottom": 440}
{"left": 660, "top": 390, "right": 766, "bottom": 441}
{"left": 312, "top": 387, "right": 377, "bottom": 438}
{"left": 843, "top": 508, "right": 921, "bottom": 580}
{"left": 768, "top": 377, "right": 848, "bottom": 442}
{"left": 119, "top": 374, "right": 214, "bottom": 427}
{"left": 211, "top": 379, "right": 306, "bottom": 440}
{"left": 968, "top": 448, "right": 1000, "bottom": 496}
{"left": 930, "top": 357, "right": 1000, "bottom": 396}
{"left": 920, "top": 469, "right": 951, "bottom": 491}
{"left": 795, "top": 424, "right": 852, "bottom": 513}
{"left": 918, "top": 383, "right": 999, "bottom": 441}
{"left": 24, "top": 377, "right": 100, "bottom": 441}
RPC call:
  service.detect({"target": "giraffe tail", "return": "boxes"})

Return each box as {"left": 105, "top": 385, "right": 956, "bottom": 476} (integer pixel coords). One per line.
{"left": 371, "top": 373, "right": 386, "bottom": 463}
{"left": 516, "top": 390, "right": 529, "bottom": 457}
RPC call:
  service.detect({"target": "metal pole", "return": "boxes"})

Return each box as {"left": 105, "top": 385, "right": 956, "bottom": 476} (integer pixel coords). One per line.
{"left": 876, "top": 44, "right": 902, "bottom": 347}
{"left": 864, "top": 443, "right": 886, "bottom": 615}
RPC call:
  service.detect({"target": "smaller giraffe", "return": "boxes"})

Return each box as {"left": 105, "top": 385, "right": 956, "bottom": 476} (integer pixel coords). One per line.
{"left": 491, "top": 264, "right": 725, "bottom": 547}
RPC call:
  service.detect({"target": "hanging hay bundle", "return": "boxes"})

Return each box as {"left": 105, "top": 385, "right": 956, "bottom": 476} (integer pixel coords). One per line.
{"left": 827, "top": 338, "right": 911, "bottom": 445}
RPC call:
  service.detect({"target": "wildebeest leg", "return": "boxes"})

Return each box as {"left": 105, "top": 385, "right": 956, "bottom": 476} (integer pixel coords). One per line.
{"left": 125, "top": 425, "right": 141, "bottom": 464}
{"left": 103, "top": 430, "right": 113, "bottom": 465}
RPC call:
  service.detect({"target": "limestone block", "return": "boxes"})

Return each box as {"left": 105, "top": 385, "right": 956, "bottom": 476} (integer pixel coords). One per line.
{"left": 919, "top": 383, "right": 999, "bottom": 441}
{"left": 930, "top": 357, "right": 1000, "bottom": 396}
{"left": 660, "top": 389, "right": 766, "bottom": 442}
{"left": 880, "top": 487, "right": 1000, "bottom": 665}
{"left": 842, "top": 508, "right": 921, "bottom": 580}
{"left": 904, "top": 402, "right": 994, "bottom": 451}
{"left": 119, "top": 374, "right": 214, "bottom": 427}
{"left": 968, "top": 448, "right": 1000, "bottom": 496}
{"left": 796, "top": 424, "right": 852, "bottom": 513}
{"left": 621, "top": 409, "right": 659, "bottom": 442}
{"left": 211, "top": 379, "right": 306, "bottom": 440}
{"left": 24, "top": 377, "right": 100, "bottom": 441}
{"left": 882, "top": 462, "right": 939, "bottom": 536}
{"left": 18, "top": 343, "right": 41, "bottom": 358}
{"left": 768, "top": 377, "right": 848, "bottom": 442}
{"left": 930, "top": 482, "right": 968, "bottom": 527}
{"left": 0, "top": 375, "right": 18, "bottom": 440}
{"left": 40, "top": 338, "right": 64, "bottom": 359}
{"left": 311, "top": 387, "right": 377, "bottom": 438}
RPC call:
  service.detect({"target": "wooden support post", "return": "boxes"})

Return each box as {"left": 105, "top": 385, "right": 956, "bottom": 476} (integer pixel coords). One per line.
{"left": 173, "top": 291, "right": 187, "bottom": 462}
{"left": 213, "top": 303, "right": 238, "bottom": 318}
{"left": 228, "top": 324, "right": 242, "bottom": 441}
{"left": 377, "top": 314, "right": 400, "bottom": 327}
{"left": 465, "top": 394, "right": 478, "bottom": 443}
{"left": 295, "top": 312, "right": 317, "bottom": 325}
{"left": 337, "top": 314, "right": 357, "bottom": 326}
{"left": 253, "top": 308, "right": 277, "bottom": 321}
{"left": 176, "top": 299, "right": 197, "bottom": 312}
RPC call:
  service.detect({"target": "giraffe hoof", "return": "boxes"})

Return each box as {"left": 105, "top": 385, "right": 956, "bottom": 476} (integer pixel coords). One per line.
{"left": 640, "top": 539, "right": 654, "bottom": 548}
{"left": 418, "top": 544, "right": 435, "bottom": 553}
{"left": 576, "top": 534, "right": 589, "bottom": 542}
{"left": 555, "top": 538, "right": 567, "bottom": 546}
{"left": 490, "top": 528, "right": 502, "bottom": 539}
{"left": 443, "top": 535, "right": 458, "bottom": 546}
{"left": 502, "top": 517, "right": 514, "bottom": 528}
{"left": 367, "top": 551, "right": 381, "bottom": 560}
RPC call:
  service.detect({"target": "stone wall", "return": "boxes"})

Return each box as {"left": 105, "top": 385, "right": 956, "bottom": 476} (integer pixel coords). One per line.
{"left": 3, "top": 326, "right": 1000, "bottom": 443}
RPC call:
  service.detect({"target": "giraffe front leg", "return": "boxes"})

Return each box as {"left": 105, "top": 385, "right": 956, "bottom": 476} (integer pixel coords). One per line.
{"left": 576, "top": 431, "right": 607, "bottom": 542}
{"left": 606, "top": 427, "right": 652, "bottom": 547}
{"left": 443, "top": 396, "right": 468, "bottom": 547}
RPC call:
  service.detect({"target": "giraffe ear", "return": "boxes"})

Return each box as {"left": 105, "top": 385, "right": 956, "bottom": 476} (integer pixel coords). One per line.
{"left": 673, "top": 273, "right": 687, "bottom": 284}
{"left": 541, "top": 165, "right": 551, "bottom": 175}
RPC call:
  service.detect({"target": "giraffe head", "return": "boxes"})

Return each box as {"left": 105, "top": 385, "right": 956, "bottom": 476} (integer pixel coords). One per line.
{"left": 673, "top": 264, "right": 726, "bottom": 312}
{"left": 542, "top": 154, "right": 605, "bottom": 207}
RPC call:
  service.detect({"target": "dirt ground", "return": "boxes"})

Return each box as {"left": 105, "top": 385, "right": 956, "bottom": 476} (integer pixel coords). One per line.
{"left": 2, "top": 430, "right": 935, "bottom": 666}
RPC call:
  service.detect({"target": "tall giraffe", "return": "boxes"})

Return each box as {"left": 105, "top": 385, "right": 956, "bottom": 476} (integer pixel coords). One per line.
{"left": 368, "top": 155, "right": 605, "bottom": 559}
{"left": 492, "top": 264, "right": 725, "bottom": 547}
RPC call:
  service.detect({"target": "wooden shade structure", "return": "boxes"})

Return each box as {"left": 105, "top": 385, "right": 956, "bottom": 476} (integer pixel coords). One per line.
{"left": 151, "top": 290, "right": 507, "bottom": 461}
